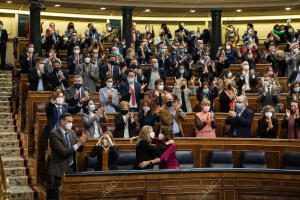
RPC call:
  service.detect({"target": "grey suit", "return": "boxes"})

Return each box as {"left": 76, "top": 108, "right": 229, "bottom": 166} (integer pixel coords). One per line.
{"left": 48, "top": 128, "right": 83, "bottom": 177}
{"left": 65, "top": 86, "right": 93, "bottom": 107}
{"left": 75, "top": 63, "right": 99, "bottom": 92}
{"left": 81, "top": 113, "right": 107, "bottom": 138}
{"left": 285, "top": 52, "right": 300, "bottom": 77}
{"left": 257, "top": 86, "right": 280, "bottom": 112}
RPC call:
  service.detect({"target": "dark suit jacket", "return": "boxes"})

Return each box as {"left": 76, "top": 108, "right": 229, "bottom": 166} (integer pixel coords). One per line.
{"left": 65, "top": 86, "right": 92, "bottom": 107}
{"left": 225, "top": 108, "right": 254, "bottom": 138}
{"left": 43, "top": 103, "right": 81, "bottom": 139}
{"left": 48, "top": 128, "right": 84, "bottom": 177}
{"left": 99, "top": 64, "right": 121, "bottom": 82}
{"left": 90, "top": 145, "right": 119, "bottom": 170}
{"left": 119, "top": 81, "right": 144, "bottom": 108}
{"left": 0, "top": 29, "right": 8, "bottom": 45}
{"left": 114, "top": 113, "right": 137, "bottom": 138}
{"left": 258, "top": 117, "right": 278, "bottom": 138}
{"left": 45, "top": 69, "right": 69, "bottom": 90}
{"left": 288, "top": 71, "right": 300, "bottom": 85}
{"left": 236, "top": 71, "right": 258, "bottom": 94}
{"left": 67, "top": 54, "right": 83, "bottom": 75}
{"left": 143, "top": 68, "right": 165, "bottom": 86}
{"left": 134, "top": 139, "right": 160, "bottom": 170}
{"left": 28, "top": 67, "right": 48, "bottom": 91}
{"left": 20, "top": 53, "right": 35, "bottom": 74}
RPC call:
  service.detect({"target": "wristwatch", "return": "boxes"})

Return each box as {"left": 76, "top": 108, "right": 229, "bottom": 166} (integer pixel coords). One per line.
{"left": 149, "top": 160, "right": 153, "bottom": 165}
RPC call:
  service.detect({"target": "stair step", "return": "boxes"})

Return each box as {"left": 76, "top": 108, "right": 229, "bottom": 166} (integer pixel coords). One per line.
{"left": 0, "top": 126, "right": 15, "bottom": 132}
{"left": 0, "top": 82, "right": 12, "bottom": 86}
{"left": 4, "top": 167, "right": 27, "bottom": 177}
{"left": 0, "top": 106, "right": 12, "bottom": 113}
{"left": 0, "top": 147, "right": 21, "bottom": 156}
{"left": 0, "top": 132, "right": 18, "bottom": 140}
{"left": 8, "top": 186, "right": 34, "bottom": 200}
{"left": 0, "top": 96, "right": 11, "bottom": 101}
{"left": 7, "top": 175, "right": 29, "bottom": 186}
{"left": 0, "top": 101, "right": 10, "bottom": 107}
{"left": 0, "top": 119, "right": 14, "bottom": 126}
{"left": 0, "top": 87, "right": 12, "bottom": 92}
{"left": 0, "top": 140, "right": 20, "bottom": 148}
{"left": 0, "top": 113, "right": 13, "bottom": 119}
{"left": 2, "top": 156, "right": 24, "bottom": 168}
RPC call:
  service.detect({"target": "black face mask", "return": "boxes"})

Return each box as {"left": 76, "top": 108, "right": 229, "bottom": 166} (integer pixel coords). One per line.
{"left": 166, "top": 101, "right": 173, "bottom": 108}
{"left": 227, "top": 84, "right": 232, "bottom": 90}
{"left": 92, "top": 29, "right": 96, "bottom": 33}
{"left": 54, "top": 67, "right": 60, "bottom": 72}
{"left": 181, "top": 85, "right": 186, "bottom": 90}
{"left": 130, "top": 64, "right": 137, "bottom": 69}
{"left": 121, "top": 110, "right": 128, "bottom": 115}
{"left": 110, "top": 61, "right": 115, "bottom": 65}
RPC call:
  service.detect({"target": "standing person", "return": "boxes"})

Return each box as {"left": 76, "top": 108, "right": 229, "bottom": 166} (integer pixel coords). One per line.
{"left": 282, "top": 100, "right": 300, "bottom": 139}
{"left": 194, "top": 99, "right": 216, "bottom": 138}
{"left": 149, "top": 79, "right": 167, "bottom": 107}
{"left": 137, "top": 127, "right": 179, "bottom": 169}
{"left": 89, "top": 132, "right": 119, "bottom": 171}
{"left": 138, "top": 99, "right": 160, "bottom": 129}
{"left": 114, "top": 101, "right": 137, "bottom": 138}
{"left": 225, "top": 96, "right": 254, "bottom": 138}
{"left": 19, "top": 43, "right": 35, "bottom": 74}
{"left": 287, "top": 81, "right": 300, "bottom": 105}
{"left": 172, "top": 78, "right": 196, "bottom": 112}
{"left": 258, "top": 105, "right": 278, "bottom": 138}
{"left": 47, "top": 113, "right": 89, "bottom": 200}
{"left": 196, "top": 81, "right": 218, "bottom": 112}
{"left": 219, "top": 79, "right": 237, "bottom": 113}
{"left": 160, "top": 93, "right": 185, "bottom": 137}
{"left": 99, "top": 76, "right": 119, "bottom": 113}
{"left": 81, "top": 100, "right": 107, "bottom": 139}
{"left": 0, "top": 21, "right": 8, "bottom": 67}
{"left": 45, "top": 60, "right": 69, "bottom": 90}
{"left": 28, "top": 57, "right": 48, "bottom": 91}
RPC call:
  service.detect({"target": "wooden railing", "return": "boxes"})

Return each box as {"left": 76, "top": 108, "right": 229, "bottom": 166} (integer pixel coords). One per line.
{"left": 0, "top": 155, "right": 10, "bottom": 200}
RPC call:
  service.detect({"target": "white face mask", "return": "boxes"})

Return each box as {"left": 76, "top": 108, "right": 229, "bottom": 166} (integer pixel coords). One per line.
{"left": 63, "top": 37, "right": 68, "bottom": 42}
{"left": 226, "top": 45, "right": 231, "bottom": 50}
{"left": 149, "top": 132, "right": 155, "bottom": 139}
{"left": 158, "top": 133, "right": 164, "bottom": 140}
{"left": 270, "top": 36, "right": 274, "bottom": 41}
{"left": 28, "top": 48, "right": 34, "bottom": 53}
{"left": 107, "top": 27, "right": 112, "bottom": 32}
{"left": 39, "top": 64, "right": 44, "bottom": 69}
{"left": 74, "top": 50, "right": 80, "bottom": 55}
{"left": 102, "top": 139, "right": 109, "bottom": 147}
{"left": 84, "top": 57, "right": 91, "bottom": 64}
{"left": 158, "top": 85, "right": 164, "bottom": 91}
{"left": 265, "top": 112, "right": 272, "bottom": 118}
{"left": 243, "top": 65, "right": 249, "bottom": 71}
{"left": 293, "top": 48, "right": 299, "bottom": 54}
{"left": 94, "top": 54, "right": 98, "bottom": 58}
{"left": 65, "top": 123, "right": 72, "bottom": 130}
{"left": 56, "top": 97, "right": 64, "bottom": 105}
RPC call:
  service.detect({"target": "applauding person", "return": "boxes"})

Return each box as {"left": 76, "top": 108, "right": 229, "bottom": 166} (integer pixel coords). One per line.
{"left": 282, "top": 100, "right": 300, "bottom": 139}
{"left": 258, "top": 105, "right": 278, "bottom": 138}
{"left": 138, "top": 99, "right": 160, "bottom": 128}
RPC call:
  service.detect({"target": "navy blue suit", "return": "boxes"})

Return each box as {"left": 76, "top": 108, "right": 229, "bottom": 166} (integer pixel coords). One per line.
{"left": 43, "top": 102, "right": 81, "bottom": 139}
{"left": 288, "top": 71, "right": 299, "bottom": 86}
{"left": 99, "top": 64, "right": 121, "bottom": 83}
{"left": 225, "top": 108, "right": 254, "bottom": 138}
{"left": 143, "top": 68, "right": 165, "bottom": 86}
{"left": 119, "top": 81, "right": 144, "bottom": 109}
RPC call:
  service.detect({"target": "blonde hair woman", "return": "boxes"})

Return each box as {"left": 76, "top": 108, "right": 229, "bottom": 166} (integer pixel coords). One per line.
{"left": 194, "top": 98, "right": 216, "bottom": 138}
{"left": 114, "top": 101, "right": 136, "bottom": 138}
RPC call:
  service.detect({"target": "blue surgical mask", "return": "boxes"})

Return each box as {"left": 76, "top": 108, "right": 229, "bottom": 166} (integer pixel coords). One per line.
{"left": 235, "top": 102, "right": 242, "bottom": 110}
{"left": 161, "top": 49, "right": 166, "bottom": 54}
{"left": 199, "top": 44, "right": 204, "bottom": 49}
{"left": 203, "top": 89, "right": 209, "bottom": 94}
{"left": 204, "top": 56, "right": 209, "bottom": 60}
{"left": 74, "top": 83, "right": 82, "bottom": 89}
{"left": 145, "top": 107, "right": 150, "bottom": 112}
{"left": 294, "top": 87, "right": 300, "bottom": 93}
{"left": 178, "top": 49, "right": 184, "bottom": 54}
{"left": 179, "top": 69, "right": 184, "bottom": 74}
{"left": 106, "top": 82, "right": 113, "bottom": 88}
{"left": 113, "top": 50, "right": 119, "bottom": 56}
{"left": 127, "top": 78, "right": 134, "bottom": 83}
{"left": 264, "top": 81, "right": 270, "bottom": 87}
{"left": 153, "top": 63, "right": 159, "bottom": 69}
{"left": 227, "top": 72, "right": 232, "bottom": 78}
{"left": 89, "top": 105, "right": 95, "bottom": 111}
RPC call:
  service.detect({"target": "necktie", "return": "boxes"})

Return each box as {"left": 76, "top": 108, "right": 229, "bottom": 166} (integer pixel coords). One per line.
{"left": 56, "top": 107, "right": 61, "bottom": 128}
{"left": 76, "top": 56, "right": 79, "bottom": 65}
{"left": 131, "top": 86, "right": 136, "bottom": 106}
{"left": 64, "top": 132, "right": 73, "bottom": 164}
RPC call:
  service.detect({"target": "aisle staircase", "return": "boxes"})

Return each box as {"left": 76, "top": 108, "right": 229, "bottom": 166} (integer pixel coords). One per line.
{"left": 0, "top": 70, "right": 36, "bottom": 200}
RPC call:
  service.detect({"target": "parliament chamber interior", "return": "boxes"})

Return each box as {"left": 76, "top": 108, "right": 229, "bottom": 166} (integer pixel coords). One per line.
{"left": 1, "top": 0, "right": 300, "bottom": 199}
